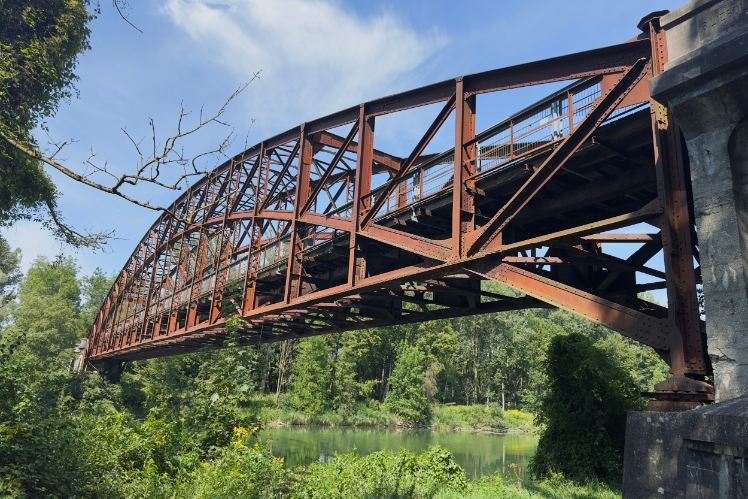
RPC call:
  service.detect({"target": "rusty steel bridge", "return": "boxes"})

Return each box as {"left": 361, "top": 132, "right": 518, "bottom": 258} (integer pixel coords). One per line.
{"left": 83, "top": 15, "right": 713, "bottom": 408}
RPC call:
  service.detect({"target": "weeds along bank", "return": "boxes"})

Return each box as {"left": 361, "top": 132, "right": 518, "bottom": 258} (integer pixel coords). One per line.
{"left": 253, "top": 394, "right": 536, "bottom": 433}
{"left": 1, "top": 398, "right": 617, "bottom": 499}
{"left": 0, "top": 255, "right": 657, "bottom": 497}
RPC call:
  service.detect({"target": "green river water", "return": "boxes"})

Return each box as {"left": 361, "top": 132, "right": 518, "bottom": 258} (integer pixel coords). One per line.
{"left": 259, "top": 426, "right": 538, "bottom": 481}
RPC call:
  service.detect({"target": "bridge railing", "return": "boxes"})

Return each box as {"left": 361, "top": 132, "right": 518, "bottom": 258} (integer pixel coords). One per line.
{"left": 257, "top": 235, "right": 291, "bottom": 272}
{"left": 360, "top": 78, "right": 604, "bottom": 221}
{"left": 106, "top": 224, "right": 351, "bottom": 340}
{"left": 97, "top": 81, "right": 651, "bottom": 346}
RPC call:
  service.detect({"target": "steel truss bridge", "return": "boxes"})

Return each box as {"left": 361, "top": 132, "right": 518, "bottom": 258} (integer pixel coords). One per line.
{"left": 84, "top": 15, "right": 713, "bottom": 407}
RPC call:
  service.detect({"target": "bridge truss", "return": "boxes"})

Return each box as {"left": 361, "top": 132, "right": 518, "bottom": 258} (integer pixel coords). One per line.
{"left": 84, "top": 15, "right": 712, "bottom": 408}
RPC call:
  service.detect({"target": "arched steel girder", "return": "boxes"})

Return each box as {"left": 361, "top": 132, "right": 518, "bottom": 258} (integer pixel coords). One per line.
{"left": 84, "top": 28, "right": 711, "bottom": 410}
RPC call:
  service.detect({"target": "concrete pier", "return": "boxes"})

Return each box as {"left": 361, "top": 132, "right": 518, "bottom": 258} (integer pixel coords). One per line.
{"left": 623, "top": 2, "right": 748, "bottom": 496}
{"left": 650, "top": 0, "right": 748, "bottom": 402}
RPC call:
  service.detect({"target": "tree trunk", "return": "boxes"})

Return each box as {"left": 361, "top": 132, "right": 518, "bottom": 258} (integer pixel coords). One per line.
{"left": 259, "top": 343, "right": 271, "bottom": 395}
{"left": 379, "top": 365, "right": 386, "bottom": 402}
{"left": 275, "top": 340, "right": 296, "bottom": 404}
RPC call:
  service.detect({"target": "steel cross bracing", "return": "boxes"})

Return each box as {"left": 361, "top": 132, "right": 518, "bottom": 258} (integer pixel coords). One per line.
{"left": 83, "top": 15, "right": 713, "bottom": 407}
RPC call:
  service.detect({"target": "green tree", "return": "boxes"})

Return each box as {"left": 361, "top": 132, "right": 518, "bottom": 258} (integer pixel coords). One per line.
{"left": 594, "top": 333, "right": 669, "bottom": 393}
{"left": 0, "top": 235, "right": 21, "bottom": 324}
{"left": 4, "top": 255, "right": 83, "bottom": 366}
{"left": 291, "top": 336, "right": 333, "bottom": 414}
{"left": 409, "top": 319, "right": 459, "bottom": 403}
{"left": 333, "top": 333, "right": 364, "bottom": 414}
{"left": 529, "top": 333, "right": 644, "bottom": 483}
{"left": 385, "top": 342, "right": 429, "bottom": 424}
{"left": 0, "top": 254, "right": 103, "bottom": 497}
{"left": 80, "top": 267, "right": 114, "bottom": 329}
{"left": 187, "top": 337, "right": 262, "bottom": 451}
{"left": 120, "top": 354, "right": 201, "bottom": 417}
{"left": 0, "top": 0, "right": 94, "bottom": 244}
{"left": 346, "top": 325, "right": 404, "bottom": 403}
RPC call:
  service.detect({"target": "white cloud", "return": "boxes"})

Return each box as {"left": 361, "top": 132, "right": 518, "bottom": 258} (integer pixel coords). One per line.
{"left": 162, "top": 0, "right": 445, "bottom": 129}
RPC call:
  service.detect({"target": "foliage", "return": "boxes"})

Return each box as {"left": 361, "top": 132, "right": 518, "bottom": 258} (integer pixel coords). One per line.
{"left": 0, "top": 247, "right": 671, "bottom": 496}
{"left": 529, "top": 333, "right": 645, "bottom": 483}
{"left": 106, "top": 426, "right": 286, "bottom": 499}
{"left": 0, "top": 0, "right": 93, "bottom": 243}
{"left": 430, "top": 404, "right": 534, "bottom": 433}
{"left": 80, "top": 268, "right": 114, "bottom": 329}
{"left": 185, "top": 337, "right": 261, "bottom": 451}
{"left": 290, "top": 336, "right": 333, "bottom": 414}
{"left": 3, "top": 255, "right": 83, "bottom": 367}
{"left": 0, "top": 235, "right": 22, "bottom": 324}
{"left": 293, "top": 445, "right": 466, "bottom": 499}
{"left": 434, "top": 472, "right": 621, "bottom": 499}
{"left": 385, "top": 342, "right": 430, "bottom": 424}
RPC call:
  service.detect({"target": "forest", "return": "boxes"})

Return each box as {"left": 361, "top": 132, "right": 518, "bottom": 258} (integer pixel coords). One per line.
{"left": 0, "top": 245, "right": 669, "bottom": 497}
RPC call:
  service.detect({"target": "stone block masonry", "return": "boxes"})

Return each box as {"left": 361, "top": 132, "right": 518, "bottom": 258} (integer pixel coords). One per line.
{"left": 623, "top": 396, "right": 748, "bottom": 498}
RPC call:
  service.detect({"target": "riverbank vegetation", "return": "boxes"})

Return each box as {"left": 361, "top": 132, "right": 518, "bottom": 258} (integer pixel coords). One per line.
{"left": 0, "top": 252, "right": 666, "bottom": 497}
{"left": 252, "top": 394, "right": 534, "bottom": 432}
{"left": 1, "top": 1, "right": 670, "bottom": 496}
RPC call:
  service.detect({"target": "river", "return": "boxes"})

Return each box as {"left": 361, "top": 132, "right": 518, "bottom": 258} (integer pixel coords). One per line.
{"left": 259, "top": 426, "right": 538, "bottom": 481}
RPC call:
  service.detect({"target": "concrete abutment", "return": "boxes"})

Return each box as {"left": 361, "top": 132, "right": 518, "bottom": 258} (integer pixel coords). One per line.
{"left": 624, "top": 1, "right": 748, "bottom": 496}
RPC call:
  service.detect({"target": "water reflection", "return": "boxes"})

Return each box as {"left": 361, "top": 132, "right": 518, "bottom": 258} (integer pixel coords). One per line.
{"left": 259, "top": 426, "right": 538, "bottom": 481}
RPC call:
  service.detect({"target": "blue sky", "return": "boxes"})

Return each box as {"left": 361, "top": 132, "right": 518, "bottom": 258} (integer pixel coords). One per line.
{"left": 4, "top": 0, "right": 685, "bottom": 296}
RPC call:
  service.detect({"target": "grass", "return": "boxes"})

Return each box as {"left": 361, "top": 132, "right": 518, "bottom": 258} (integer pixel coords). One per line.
{"left": 249, "top": 396, "right": 397, "bottom": 427}
{"left": 435, "top": 474, "right": 621, "bottom": 499}
{"left": 431, "top": 404, "right": 536, "bottom": 433}
{"left": 248, "top": 395, "right": 537, "bottom": 433}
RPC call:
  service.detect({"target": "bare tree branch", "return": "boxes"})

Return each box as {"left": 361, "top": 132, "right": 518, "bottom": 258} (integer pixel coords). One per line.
{"left": 0, "top": 73, "right": 261, "bottom": 231}
{"left": 42, "top": 199, "right": 117, "bottom": 251}
{"left": 112, "top": 0, "right": 143, "bottom": 33}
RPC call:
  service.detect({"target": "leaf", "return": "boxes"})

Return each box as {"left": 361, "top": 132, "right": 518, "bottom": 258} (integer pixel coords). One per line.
{"left": 239, "top": 384, "right": 249, "bottom": 393}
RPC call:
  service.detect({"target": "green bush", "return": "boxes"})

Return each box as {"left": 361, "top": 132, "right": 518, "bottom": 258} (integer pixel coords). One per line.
{"left": 434, "top": 472, "right": 621, "bottom": 499}
{"left": 529, "top": 333, "right": 644, "bottom": 483}
{"left": 292, "top": 445, "right": 466, "bottom": 499}
{"left": 117, "top": 427, "right": 286, "bottom": 499}
{"left": 431, "top": 404, "right": 501, "bottom": 429}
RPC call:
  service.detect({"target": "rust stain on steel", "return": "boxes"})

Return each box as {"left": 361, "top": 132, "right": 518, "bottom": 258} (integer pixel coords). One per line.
{"left": 83, "top": 28, "right": 710, "bottom": 407}
{"left": 465, "top": 261, "right": 669, "bottom": 351}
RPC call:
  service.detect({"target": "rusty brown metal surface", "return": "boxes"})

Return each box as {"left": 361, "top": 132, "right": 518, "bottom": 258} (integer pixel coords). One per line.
{"left": 83, "top": 31, "right": 711, "bottom": 404}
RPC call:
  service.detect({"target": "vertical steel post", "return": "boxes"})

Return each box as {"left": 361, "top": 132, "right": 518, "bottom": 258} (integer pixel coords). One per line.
{"left": 348, "top": 105, "right": 374, "bottom": 285}
{"left": 138, "top": 230, "right": 161, "bottom": 340}
{"left": 209, "top": 162, "right": 237, "bottom": 323}
{"left": 242, "top": 218, "right": 260, "bottom": 314}
{"left": 640, "top": 14, "right": 713, "bottom": 410}
{"left": 286, "top": 127, "right": 313, "bottom": 302}
{"left": 647, "top": 17, "right": 709, "bottom": 376}
{"left": 453, "top": 78, "right": 476, "bottom": 259}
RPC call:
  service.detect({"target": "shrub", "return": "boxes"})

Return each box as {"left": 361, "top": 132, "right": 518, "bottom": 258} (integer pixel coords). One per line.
{"left": 529, "top": 333, "right": 644, "bottom": 483}
{"left": 292, "top": 445, "right": 466, "bottom": 499}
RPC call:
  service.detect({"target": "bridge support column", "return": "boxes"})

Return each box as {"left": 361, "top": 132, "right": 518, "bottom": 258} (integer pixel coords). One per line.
{"left": 651, "top": 0, "right": 748, "bottom": 403}
{"left": 624, "top": 3, "right": 748, "bottom": 497}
